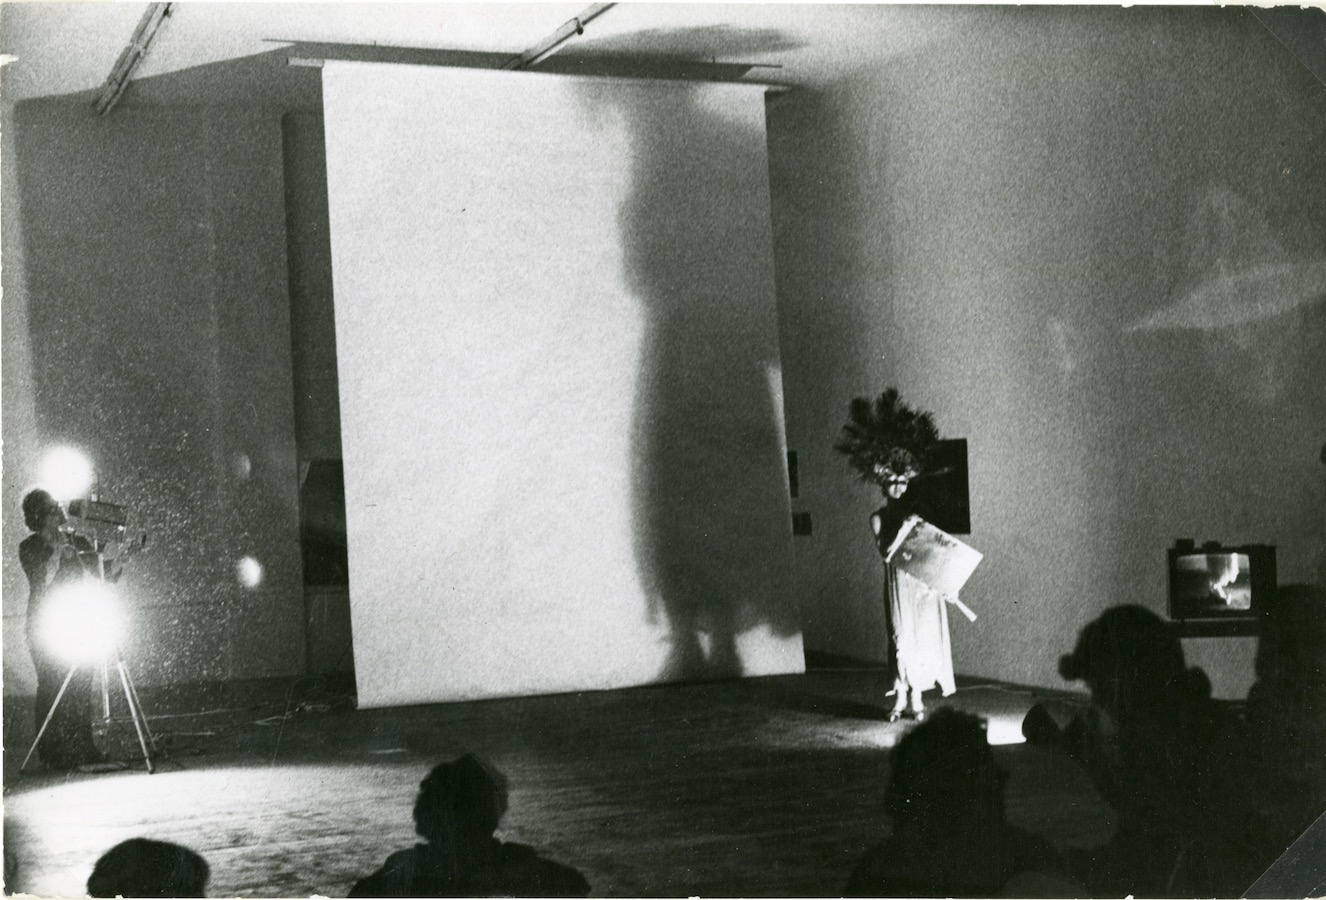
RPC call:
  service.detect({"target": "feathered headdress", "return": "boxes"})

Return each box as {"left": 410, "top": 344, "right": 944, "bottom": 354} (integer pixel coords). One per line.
{"left": 834, "top": 388, "right": 940, "bottom": 486}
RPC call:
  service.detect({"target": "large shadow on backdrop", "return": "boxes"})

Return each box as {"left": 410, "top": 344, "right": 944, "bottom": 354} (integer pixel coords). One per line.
{"left": 567, "top": 32, "right": 806, "bottom": 682}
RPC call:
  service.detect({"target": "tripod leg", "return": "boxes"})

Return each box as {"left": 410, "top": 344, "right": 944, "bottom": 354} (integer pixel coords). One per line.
{"left": 117, "top": 656, "right": 158, "bottom": 751}
{"left": 115, "top": 659, "right": 154, "bottom": 774}
{"left": 100, "top": 658, "right": 112, "bottom": 720}
{"left": 21, "top": 666, "right": 78, "bottom": 772}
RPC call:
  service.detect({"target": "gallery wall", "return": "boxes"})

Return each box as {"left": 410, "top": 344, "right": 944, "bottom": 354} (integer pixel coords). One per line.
{"left": 1, "top": 99, "right": 307, "bottom": 692}
{"left": 768, "top": 6, "right": 1326, "bottom": 696}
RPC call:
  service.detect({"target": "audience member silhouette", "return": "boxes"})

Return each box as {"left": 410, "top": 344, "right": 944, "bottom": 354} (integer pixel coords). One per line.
{"left": 844, "top": 708, "right": 1069, "bottom": 897}
{"left": 349, "top": 754, "right": 590, "bottom": 898}
{"left": 1023, "top": 604, "right": 1262, "bottom": 897}
{"left": 86, "top": 838, "right": 210, "bottom": 898}
{"left": 1244, "top": 584, "right": 1326, "bottom": 845}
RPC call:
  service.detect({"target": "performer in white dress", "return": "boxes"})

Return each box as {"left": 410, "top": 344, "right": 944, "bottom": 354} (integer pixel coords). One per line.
{"left": 836, "top": 388, "right": 958, "bottom": 721}
{"left": 871, "top": 470, "right": 956, "bottom": 721}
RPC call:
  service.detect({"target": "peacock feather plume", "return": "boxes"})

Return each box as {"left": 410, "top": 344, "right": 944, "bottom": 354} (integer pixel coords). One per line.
{"left": 834, "top": 388, "right": 940, "bottom": 486}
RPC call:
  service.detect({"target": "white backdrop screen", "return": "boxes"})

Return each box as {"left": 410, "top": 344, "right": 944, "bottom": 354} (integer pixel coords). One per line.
{"left": 321, "top": 62, "right": 803, "bottom": 708}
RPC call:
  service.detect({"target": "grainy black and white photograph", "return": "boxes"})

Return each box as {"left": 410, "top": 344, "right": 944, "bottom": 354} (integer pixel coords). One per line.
{"left": 2, "top": 2, "right": 1324, "bottom": 897}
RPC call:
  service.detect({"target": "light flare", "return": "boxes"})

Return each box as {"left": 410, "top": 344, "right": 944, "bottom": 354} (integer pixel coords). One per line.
{"left": 38, "top": 447, "right": 95, "bottom": 503}
{"left": 36, "top": 579, "right": 127, "bottom": 665}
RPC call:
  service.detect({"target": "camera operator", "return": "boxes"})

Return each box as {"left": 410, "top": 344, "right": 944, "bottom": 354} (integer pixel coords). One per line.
{"left": 18, "top": 488, "right": 110, "bottom": 770}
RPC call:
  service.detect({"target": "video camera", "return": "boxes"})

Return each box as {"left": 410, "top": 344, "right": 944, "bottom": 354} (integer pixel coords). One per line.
{"left": 66, "top": 498, "right": 145, "bottom": 550}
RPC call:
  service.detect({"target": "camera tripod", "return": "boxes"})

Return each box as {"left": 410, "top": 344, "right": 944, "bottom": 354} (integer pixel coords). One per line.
{"left": 21, "top": 541, "right": 158, "bottom": 774}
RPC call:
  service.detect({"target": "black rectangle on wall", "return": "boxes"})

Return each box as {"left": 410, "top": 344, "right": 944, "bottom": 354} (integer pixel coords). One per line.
{"left": 909, "top": 439, "right": 971, "bottom": 535}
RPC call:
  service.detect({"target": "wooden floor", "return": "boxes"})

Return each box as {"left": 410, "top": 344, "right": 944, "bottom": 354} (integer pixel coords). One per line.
{"left": 5, "top": 670, "right": 1119, "bottom": 897}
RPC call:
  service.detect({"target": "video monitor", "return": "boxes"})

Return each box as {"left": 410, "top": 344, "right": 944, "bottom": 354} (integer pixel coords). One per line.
{"left": 1168, "top": 541, "right": 1275, "bottom": 629}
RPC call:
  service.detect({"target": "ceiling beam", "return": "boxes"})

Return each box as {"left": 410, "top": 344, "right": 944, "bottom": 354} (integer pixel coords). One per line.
{"left": 503, "top": 3, "right": 614, "bottom": 71}
{"left": 94, "top": 2, "right": 173, "bottom": 116}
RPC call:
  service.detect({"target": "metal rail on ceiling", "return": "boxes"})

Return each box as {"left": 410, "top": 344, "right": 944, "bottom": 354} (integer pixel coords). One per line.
{"left": 94, "top": 2, "right": 173, "bottom": 116}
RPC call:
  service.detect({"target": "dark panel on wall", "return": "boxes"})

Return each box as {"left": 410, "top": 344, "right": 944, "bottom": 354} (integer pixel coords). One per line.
{"left": 300, "top": 460, "right": 349, "bottom": 586}
{"left": 909, "top": 439, "right": 971, "bottom": 535}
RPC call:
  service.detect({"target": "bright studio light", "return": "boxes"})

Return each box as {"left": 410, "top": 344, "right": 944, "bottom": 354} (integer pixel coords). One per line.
{"left": 39, "top": 446, "right": 95, "bottom": 503}
{"left": 36, "top": 579, "right": 127, "bottom": 665}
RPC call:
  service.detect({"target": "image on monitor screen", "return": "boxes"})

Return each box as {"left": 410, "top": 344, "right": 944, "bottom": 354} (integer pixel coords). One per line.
{"left": 1167, "top": 542, "right": 1275, "bottom": 632}
{"left": 1173, "top": 552, "right": 1252, "bottom": 614}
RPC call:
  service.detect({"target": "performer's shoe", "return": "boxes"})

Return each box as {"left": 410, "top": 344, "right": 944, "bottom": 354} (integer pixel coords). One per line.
{"left": 887, "top": 708, "right": 907, "bottom": 723}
